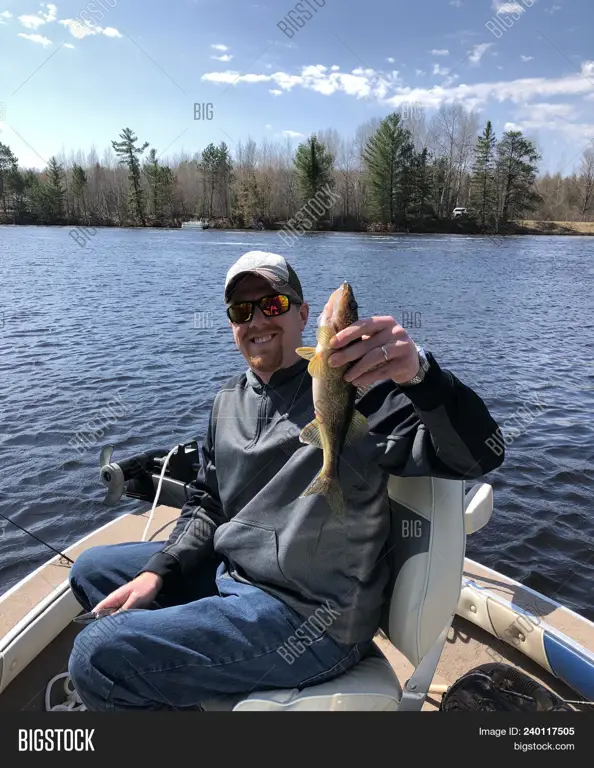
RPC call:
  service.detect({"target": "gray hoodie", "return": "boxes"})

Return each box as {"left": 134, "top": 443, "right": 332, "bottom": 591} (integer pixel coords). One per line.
{"left": 140, "top": 352, "right": 504, "bottom": 645}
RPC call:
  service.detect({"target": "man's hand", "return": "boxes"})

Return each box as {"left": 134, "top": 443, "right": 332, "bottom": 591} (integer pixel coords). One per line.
{"left": 327, "top": 316, "right": 420, "bottom": 387}
{"left": 93, "top": 572, "right": 163, "bottom": 614}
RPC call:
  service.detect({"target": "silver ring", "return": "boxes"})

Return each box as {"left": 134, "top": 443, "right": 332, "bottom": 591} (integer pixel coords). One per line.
{"left": 380, "top": 345, "right": 389, "bottom": 363}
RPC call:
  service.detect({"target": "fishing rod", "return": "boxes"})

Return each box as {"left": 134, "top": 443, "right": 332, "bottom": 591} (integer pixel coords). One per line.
{"left": 0, "top": 510, "right": 74, "bottom": 565}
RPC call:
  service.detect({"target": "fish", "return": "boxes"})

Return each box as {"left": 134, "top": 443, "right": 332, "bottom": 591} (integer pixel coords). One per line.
{"left": 295, "top": 282, "right": 369, "bottom": 516}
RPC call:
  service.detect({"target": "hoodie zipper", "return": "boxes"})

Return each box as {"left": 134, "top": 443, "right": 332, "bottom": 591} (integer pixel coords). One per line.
{"left": 246, "top": 384, "right": 268, "bottom": 449}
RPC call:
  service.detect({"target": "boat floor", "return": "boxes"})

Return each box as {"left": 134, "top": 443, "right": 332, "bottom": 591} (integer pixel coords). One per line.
{"left": 0, "top": 505, "right": 591, "bottom": 712}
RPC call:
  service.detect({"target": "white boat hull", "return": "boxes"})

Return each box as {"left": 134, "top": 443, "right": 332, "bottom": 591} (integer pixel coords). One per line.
{"left": 1, "top": 503, "right": 593, "bottom": 709}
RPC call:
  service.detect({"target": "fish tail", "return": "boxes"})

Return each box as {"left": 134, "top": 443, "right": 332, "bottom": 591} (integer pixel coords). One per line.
{"left": 301, "top": 472, "right": 344, "bottom": 516}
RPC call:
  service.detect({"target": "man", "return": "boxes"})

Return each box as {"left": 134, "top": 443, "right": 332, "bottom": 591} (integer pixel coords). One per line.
{"left": 68, "top": 250, "right": 504, "bottom": 711}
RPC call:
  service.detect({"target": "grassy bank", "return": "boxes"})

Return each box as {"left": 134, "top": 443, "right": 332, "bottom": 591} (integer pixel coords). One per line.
{"left": 513, "top": 220, "right": 594, "bottom": 235}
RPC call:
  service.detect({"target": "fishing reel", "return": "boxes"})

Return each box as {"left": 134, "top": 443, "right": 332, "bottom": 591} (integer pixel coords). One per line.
{"left": 99, "top": 442, "right": 200, "bottom": 507}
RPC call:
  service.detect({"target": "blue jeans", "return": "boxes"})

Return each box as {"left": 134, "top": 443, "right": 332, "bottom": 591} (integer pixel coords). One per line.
{"left": 67, "top": 542, "right": 373, "bottom": 711}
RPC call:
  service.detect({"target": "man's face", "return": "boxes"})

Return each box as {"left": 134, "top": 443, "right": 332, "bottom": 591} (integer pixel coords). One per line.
{"left": 228, "top": 274, "right": 309, "bottom": 379}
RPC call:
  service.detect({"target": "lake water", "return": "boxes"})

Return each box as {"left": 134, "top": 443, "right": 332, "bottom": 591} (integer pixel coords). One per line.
{"left": 1, "top": 226, "right": 593, "bottom": 620}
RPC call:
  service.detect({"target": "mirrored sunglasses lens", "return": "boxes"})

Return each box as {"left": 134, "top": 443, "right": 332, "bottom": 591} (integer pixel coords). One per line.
{"left": 228, "top": 303, "right": 253, "bottom": 323}
{"left": 261, "top": 295, "right": 289, "bottom": 316}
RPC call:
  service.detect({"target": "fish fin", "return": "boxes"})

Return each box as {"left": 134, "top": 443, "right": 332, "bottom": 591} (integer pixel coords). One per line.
{"left": 344, "top": 409, "right": 369, "bottom": 445}
{"left": 301, "top": 473, "right": 344, "bottom": 516}
{"left": 296, "top": 346, "right": 316, "bottom": 361}
{"left": 299, "top": 419, "right": 323, "bottom": 449}
{"left": 307, "top": 353, "right": 326, "bottom": 379}
{"left": 316, "top": 325, "right": 335, "bottom": 347}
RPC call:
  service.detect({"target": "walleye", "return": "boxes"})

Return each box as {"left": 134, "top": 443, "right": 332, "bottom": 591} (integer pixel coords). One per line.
{"left": 295, "top": 282, "right": 369, "bottom": 516}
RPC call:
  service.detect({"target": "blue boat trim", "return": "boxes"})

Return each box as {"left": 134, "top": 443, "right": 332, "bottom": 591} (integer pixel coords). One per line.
{"left": 543, "top": 631, "right": 594, "bottom": 701}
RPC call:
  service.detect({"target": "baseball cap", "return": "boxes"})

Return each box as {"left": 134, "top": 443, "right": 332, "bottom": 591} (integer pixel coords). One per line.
{"left": 224, "top": 251, "right": 304, "bottom": 305}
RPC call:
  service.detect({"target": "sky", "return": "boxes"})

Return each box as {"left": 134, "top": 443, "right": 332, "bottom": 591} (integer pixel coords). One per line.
{"left": 0, "top": 0, "right": 592, "bottom": 175}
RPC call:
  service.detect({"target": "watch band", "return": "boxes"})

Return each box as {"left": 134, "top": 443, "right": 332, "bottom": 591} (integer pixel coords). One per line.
{"left": 399, "top": 345, "right": 430, "bottom": 387}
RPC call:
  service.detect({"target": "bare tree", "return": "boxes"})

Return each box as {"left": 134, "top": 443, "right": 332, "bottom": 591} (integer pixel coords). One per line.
{"left": 579, "top": 145, "right": 594, "bottom": 219}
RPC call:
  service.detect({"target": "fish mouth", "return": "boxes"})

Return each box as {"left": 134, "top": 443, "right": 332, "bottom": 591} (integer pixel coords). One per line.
{"left": 341, "top": 281, "right": 358, "bottom": 312}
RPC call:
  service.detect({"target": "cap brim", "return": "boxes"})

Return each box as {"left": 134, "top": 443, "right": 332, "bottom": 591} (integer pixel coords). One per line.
{"left": 225, "top": 269, "right": 302, "bottom": 304}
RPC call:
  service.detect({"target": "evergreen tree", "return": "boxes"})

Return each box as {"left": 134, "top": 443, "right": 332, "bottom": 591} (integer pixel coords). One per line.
{"left": 495, "top": 130, "right": 542, "bottom": 226}
{"left": 362, "top": 112, "right": 413, "bottom": 227}
{"left": 0, "top": 142, "right": 18, "bottom": 214}
{"left": 216, "top": 142, "right": 233, "bottom": 219}
{"left": 293, "top": 135, "right": 334, "bottom": 225}
{"left": 71, "top": 164, "right": 88, "bottom": 222}
{"left": 469, "top": 121, "right": 497, "bottom": 231}
{"left": 198, "top": 143, "right": 220, "bottom": 218}
{"left": 46, "top": 156, "right": 65, "bottom": 223}
{"left": 111, "top": 128, "right": 150, "bottom": 225}
{"left": 413, "top": 148, "right": 433, "bottom": 218}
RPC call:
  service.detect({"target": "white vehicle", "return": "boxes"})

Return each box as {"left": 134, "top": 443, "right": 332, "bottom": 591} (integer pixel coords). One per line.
{"left": 452, "top": 207, "right": 468, "bottom": 218}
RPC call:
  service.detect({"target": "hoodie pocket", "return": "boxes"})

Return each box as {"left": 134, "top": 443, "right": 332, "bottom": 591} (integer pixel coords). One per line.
{"left": 213, "top": 519, "right": 290, "bottom": 587}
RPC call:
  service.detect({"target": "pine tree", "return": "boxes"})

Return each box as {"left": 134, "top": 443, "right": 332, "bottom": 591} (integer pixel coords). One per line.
{"left": 469, "top": 121, "right": 497, "bottom": 231}
{"left": 293, "top": 135, "right": 334, "bottom": 225}
{"left": 46, "top": 156, "right": 65, "bottom": 223}
{"left": 111, "top": 128, "right": 150, "bottom": 225}
{"left": 413, "top": 148, "right": 433, "bottom": 218}
{"left": 495, "top": 130, "right": 542, "bottom": 226}
{"left": 71, "top": 164, "right": 88, "bottom": 222}
{"left": 198, "top": 143, "right": 220, "bottom": 218}
{"left": 0, "top": 142, "right": 18, "bottom": 214}
{"left": 362, "top": 112, "right": 414, "bottom": 227}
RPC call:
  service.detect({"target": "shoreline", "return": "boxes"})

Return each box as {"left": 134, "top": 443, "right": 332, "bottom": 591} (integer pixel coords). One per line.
{"left": 1, "top": 220, "right": 594, "bottom": 237}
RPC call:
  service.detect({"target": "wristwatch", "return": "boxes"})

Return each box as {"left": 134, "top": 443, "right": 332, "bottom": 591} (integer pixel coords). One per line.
{"left": 399, "top": 345, "right": 431, "bottom": 387}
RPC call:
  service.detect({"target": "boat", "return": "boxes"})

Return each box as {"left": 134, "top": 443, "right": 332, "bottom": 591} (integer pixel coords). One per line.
{"left": 181, "top": 219, "right": 209, "bottom": 229}
{"left": 1, "top": 441, "right": 593, "bottom": 712}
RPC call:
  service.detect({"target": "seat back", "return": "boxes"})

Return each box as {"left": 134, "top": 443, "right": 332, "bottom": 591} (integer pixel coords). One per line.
{"left": 380, "top": 475, "right": 466, "bottom": 667}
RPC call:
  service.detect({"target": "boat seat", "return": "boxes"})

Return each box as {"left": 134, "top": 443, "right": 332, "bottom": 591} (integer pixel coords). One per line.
{"left": 202, "top": 476, "right": 493, "bottom": 712}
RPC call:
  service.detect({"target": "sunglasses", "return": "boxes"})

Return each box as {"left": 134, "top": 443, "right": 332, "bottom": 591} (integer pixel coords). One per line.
{"left": 227, "top": 293, "right": 297, "bottom": 324}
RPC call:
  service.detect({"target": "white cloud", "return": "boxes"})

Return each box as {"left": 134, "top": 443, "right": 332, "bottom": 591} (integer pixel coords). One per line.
{"left": 0, "top": 10, "right": 12, "bottom": 22}
{"left": 415, "top": 69, "right": 426, "bottom": 76}
{"left": 64, "top": 43, "right": 75, "bottom": 49}
{"left": 265, "top": 124, "right": 272, "bottom": 129}
{"left": 18, "top": 32, "right": 52, "bottom": 46}
{"left": 516, "top": 102, "right": 578, "bottom": 121}
{"left": 59, "top": 19, "right": 121, "bottom": 39}
{"left": 431, "top": 49, "right": 449, "bottom": 56}
{"left": 545, "top": 4, "right": 562, "bottom": 13}
{"left": 450, "top": 0, "right": 462, "bottom": 6}
{"left": 269, "top": 89, "right": 282, "bottom": 96}
{"left": 211, "top": 44, "right": 228, "bottom": 51}
{"left": 202, "top": 60, "right": 594, "bottom": 124}
{"left": 387, "top": 57, "right": 395, "bottom": 63}
{"left": 505, "top": 121, "right": 523, "bottom": 131}
{"left": 468, "top": 43, "right": 493, "bottom": 65}
{"left": 521, "top": 55, "right": 534, "bottom": 62}
{"left": 212, "top": 54, "right": 233, "bottom": 62}
{"left": 433, "top": 64, "right": 449, "bottom": 76}
{"left": 19, "top": 15, "right": 47, "bottom": 29}
{"left": 282, "top": 130, "right": 304, "bottom": 138}
{"left": 18, "top": 2, "right": 56, "bottom": 30}
{"left": 492, "top": 2, "right": 526, "bottom": 13}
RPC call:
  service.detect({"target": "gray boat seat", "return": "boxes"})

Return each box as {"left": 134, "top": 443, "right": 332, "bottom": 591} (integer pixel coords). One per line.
{"left": 202, "top": 476, "right": 493, "bottom": 711}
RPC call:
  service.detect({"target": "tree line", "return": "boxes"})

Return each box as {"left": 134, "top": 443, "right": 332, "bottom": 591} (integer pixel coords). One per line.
{"left": 0, "top": 102, "right": 592, "bottom": 232}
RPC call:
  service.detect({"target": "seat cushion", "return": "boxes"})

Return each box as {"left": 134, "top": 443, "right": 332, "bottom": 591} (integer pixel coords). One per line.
{"left": 231, "top": 656, "right": 402, "bottom": 711}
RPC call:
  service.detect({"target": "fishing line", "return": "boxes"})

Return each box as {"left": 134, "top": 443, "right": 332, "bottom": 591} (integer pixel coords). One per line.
{"left": 0, "top": 510, "right": 74, "bottom": 565}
